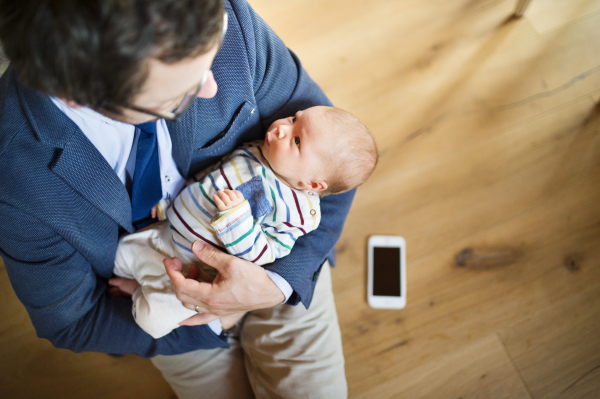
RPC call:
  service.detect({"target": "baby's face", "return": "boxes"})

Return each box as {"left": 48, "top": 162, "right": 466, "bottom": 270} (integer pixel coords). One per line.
{"left": 260, "top": 106, "right": 332, "bottom": 191}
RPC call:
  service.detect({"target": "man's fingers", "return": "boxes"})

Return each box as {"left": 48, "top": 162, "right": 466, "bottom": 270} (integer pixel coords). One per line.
{"left": 191, "top": 241, "right": 232, "bottom": 277}
{"left": 164, "top": 257, "right": 185, "bottom": 283}
{"left": 183, "top": 263, "right": 215, "bottom": 283}
{"left": 174, "top": 281, "right": 214, "bottom": 308}
{"left": 182, "top": 300, "right": 235, "bottom": 317}
{"left": 196, "top": 267, "right": 215, "bottom": 283}
{"left": 181, "top": 299, "right": 237, "bottom": 316}
{"left": 186, "top": 264, "right": 200, "bottom": 280}
{"left": 178, "top": 312, "right": 219, "bottom": 326}
{"left": 164, "top": 257, "right": 212, "bottom": 299}
{"left": 182, "top": 301, "right": 209, "bottom": 313}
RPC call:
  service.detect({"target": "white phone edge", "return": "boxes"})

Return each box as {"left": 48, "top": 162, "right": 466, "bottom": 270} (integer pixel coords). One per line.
{"left": 367, "top": 235, "right": 406, "bottom": 309}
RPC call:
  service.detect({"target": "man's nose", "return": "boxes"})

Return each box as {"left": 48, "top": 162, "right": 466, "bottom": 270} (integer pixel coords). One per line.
{"left": 196, "top": 71, "right": 218, "bottom": 99}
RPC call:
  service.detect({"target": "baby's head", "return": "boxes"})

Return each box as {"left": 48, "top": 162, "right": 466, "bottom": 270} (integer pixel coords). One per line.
{"left": 260, "top": 106, "right": 378, "bottom": 195}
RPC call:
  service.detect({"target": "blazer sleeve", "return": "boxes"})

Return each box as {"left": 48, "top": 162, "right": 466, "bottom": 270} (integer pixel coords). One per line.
{"left": 236, "top": 0, "right": 357, "bottom": 308}
{"left": 0, "top": 204, "right": 228, "bottom": 357}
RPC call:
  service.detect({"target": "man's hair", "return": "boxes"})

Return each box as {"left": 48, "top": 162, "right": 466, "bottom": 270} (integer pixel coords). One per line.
{"left": 322, "top": 108, "right": 378, "bottom": 195}
{"left": 0, "top": 0, "right": 224, "bottom": 110}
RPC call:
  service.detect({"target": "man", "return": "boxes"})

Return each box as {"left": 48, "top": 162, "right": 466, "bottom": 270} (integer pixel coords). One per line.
{"left": 0, "top": 0, "right": 353, "bottom": 397}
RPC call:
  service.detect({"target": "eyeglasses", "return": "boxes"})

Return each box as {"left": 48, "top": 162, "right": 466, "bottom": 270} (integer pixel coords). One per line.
{"left": 124, "top": 12, "right": 228, "bottom": 122}
{"left": 127, "top": 70, "right": 210, "bottom": 121}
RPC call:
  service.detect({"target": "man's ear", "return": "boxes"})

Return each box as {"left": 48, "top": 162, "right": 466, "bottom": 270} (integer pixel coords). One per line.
{"left": 303, "top": 179, "right": 328, "bottom": 192}
{"left": 59, "top": 98, "right": 82, "bottom": 109}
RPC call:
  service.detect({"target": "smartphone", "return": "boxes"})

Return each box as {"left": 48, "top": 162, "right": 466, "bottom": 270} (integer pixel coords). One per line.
{"left": 367, "top": 235, "right": 406, "bottom": 309}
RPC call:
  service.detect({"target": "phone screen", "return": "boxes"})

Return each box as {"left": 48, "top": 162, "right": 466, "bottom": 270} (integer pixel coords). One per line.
{"left": 373, "top": 247, "right": 401, "bottom": 296}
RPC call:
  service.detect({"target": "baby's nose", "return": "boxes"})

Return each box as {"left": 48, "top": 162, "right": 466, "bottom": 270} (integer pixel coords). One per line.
{"left": 276, "top": 126, "right": 285, "bottom": 139}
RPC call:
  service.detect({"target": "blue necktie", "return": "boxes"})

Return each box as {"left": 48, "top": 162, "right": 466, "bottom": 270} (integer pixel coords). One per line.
{"left": 131, "top": 121, "right": 162, "bottom": 229}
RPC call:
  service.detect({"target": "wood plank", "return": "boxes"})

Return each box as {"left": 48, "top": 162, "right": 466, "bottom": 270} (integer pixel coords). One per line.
{"left": 1, "top": 0, "right": 599, "bottom": 397}
{"left": 0, "top": 329, "right": 174, "bottom": 399}
{"left": 253, "top": 0, "right": 600, "bottom": 217}
{"left": 336, "top": 182, "right": 600, "bottom": 395}
{"left": 498, "top": 284, "right": 600, "bottom": 399}
{"left": 333, "top": 95, "right": 600, "bottom": 394}
{"left": 254, "top": 0, "right": 600, "bottom": 138}
{"left": 336, "top": 94, "right": 600, "bottom": 294}
{"left": 252, "top": 0, "right": 540, "bottom": 111}
{"left": 352, "top": 334, "right": 530, "bottom": 399}
{"left": 525, "top": 0, "right": 600, "bottom": 34}
{"left": 352, "top": 12, "right": 600, "bottom": 172}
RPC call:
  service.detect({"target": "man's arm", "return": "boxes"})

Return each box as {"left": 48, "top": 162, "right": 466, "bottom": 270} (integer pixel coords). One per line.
{"left": 166, "top": 0, "right": 356, "bottom": 312}
{"left": 0, "top": 204, "right": 228, "bottom": 357}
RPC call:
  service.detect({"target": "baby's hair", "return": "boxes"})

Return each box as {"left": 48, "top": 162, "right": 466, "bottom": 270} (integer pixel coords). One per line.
{"left": 321, "top": 107, "right": 378, "bottom": 195}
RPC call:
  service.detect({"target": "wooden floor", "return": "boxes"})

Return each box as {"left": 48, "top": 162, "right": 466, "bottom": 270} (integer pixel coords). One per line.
{"left": 2, "top": 0, "right": 600, "bottom": 397}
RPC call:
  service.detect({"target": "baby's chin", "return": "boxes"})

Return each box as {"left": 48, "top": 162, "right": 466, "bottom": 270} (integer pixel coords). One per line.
{"left": 258, "top": 141, "right": 269, "bottom": 160}
{"left": 259, "top": 136, "right": 268, "bottom": 152}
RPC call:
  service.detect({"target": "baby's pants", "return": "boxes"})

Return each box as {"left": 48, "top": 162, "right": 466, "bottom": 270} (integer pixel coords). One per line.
{"left": 113, "top": 221, "right": 198, "bottom": 338}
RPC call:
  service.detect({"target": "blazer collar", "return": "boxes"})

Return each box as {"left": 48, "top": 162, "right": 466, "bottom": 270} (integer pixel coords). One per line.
{"left": 16, "top": 76, "right": 79, "bottom": 148}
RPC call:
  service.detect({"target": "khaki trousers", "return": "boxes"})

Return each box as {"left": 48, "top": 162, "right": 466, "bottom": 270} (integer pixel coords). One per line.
{"left": 151, "top": 261, "right": 347, "bottom": 399}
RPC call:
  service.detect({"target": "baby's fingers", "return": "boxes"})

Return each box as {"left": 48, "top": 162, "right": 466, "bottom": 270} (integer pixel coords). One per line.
{"left": 218, "top": 190, "right": 233, "bottom": 205}
{"left": 213, "top": 192, "right": 226, "bottom": 208}
{"left": 233, "top": 190, "right": 244, "bottom": 200}
{"left": 223, "top": 189, "right": 239, "bottom": 202}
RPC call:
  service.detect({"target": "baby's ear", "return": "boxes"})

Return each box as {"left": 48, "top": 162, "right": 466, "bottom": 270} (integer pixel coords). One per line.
{"left": 304, "top": 179, "right": 328, "bottom": 192}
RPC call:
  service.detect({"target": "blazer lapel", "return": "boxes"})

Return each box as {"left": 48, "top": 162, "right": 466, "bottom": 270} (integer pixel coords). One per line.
{"left": 51, "top": 133, "right": 134, "bottom": 232}
{"left": 168, "top": 113, "right": 196, "bottom": 179}
{"left": 17, "top": 82, "right": 134, "bottom": 232}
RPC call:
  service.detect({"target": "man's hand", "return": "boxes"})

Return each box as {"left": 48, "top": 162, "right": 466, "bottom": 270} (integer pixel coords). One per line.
{"left": 164, "top": 241, "right": 285, "bottom": 316}
{"left": 213, "top": 189, "right": 245, "bottom": 212}
{"left": 179, "top": 311, "right": 246, "bottom": 329}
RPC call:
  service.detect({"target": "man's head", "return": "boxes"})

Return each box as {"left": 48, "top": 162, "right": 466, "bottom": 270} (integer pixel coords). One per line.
{"left": 260, "top": 106, "right": 378, "bottom": 195}
{"left": 0, "top": 0, "right": 224, "bottom": 123}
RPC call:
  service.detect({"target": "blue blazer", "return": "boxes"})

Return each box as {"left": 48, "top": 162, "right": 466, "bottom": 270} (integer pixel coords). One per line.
{"left": 0, "top": 0, "right": 354, "bottom": 357}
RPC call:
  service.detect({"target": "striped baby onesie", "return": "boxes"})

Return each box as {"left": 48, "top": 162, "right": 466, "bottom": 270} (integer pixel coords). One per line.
{"left": 162, "top": 141, "right": 321, "bottom": 266}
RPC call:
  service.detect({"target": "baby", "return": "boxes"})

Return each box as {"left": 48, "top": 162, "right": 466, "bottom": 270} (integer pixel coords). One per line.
{"left": 111, "top": 105, "right": 378, "bottom": 338}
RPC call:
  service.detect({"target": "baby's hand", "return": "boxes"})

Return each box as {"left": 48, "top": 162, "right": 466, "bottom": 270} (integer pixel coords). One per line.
{"left": 151, "top": 204, "right": 160, "bottom": 219}
{"left": 213, "top": 189, "right": 245, "bottom": 212}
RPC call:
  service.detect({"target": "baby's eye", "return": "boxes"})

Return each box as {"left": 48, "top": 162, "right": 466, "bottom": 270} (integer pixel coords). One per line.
{"left": 294, "top": 137, "right": 300, "bottom": 146}
{"left": 292, "top": 117, "right": 296, "bottom": 123}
